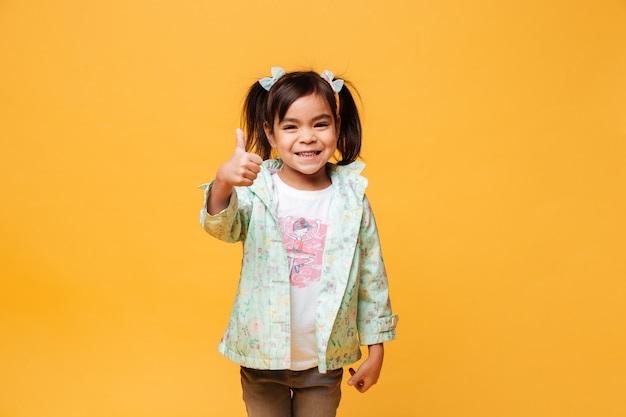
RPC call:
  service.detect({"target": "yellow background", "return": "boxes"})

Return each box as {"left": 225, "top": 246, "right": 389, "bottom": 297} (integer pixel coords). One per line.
{"left": 1, "top": 0, "right": 625, "bottom": 416}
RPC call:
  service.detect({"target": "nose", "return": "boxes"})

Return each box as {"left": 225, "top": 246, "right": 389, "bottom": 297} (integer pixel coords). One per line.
{"left": 299, "top": 128, "right": 317, "bottom": 143}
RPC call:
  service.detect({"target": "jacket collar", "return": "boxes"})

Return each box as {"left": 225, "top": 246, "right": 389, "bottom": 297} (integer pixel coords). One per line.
{"left": 248, "top": 159, "right": 367, "bottom": 206}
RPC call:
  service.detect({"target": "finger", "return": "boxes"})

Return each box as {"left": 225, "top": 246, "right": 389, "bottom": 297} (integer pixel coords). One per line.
{"left": 243, "top": 169, "right": 259, "bottom": 183}
{"left": 246, "top": 158, "right": 262, "bottom": 174}
{"left": 347, "top": 367, "right": 365, "bottom": 390}
{"left": 249, "top": 153, "right": 264, "bottom": 167}
{"left": 235, "top": 128, "right": 245, "bottom": 150}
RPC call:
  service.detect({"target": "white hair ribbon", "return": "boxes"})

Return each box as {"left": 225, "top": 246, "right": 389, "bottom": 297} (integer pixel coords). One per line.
{"left": 320, "top": 70, "right": 344, "bottom": 93}
{"left": 258, "top": 67, "right": 286, "bottom": 91}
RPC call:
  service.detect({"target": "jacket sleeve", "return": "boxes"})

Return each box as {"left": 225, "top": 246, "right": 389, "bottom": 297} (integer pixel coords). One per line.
{"left": 356, "top": 195, "right": 399, "bottom": 345}
{"left": 198, "top": 182, "right": 249, "bottom": 243}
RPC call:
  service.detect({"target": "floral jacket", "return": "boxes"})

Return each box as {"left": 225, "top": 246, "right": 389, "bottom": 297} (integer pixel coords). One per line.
{"left": 199, "top": 159, "right": 398, "bottom": 373}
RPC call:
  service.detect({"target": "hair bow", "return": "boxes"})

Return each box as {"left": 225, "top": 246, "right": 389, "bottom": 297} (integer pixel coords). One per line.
{"left": 259, "top": 67, "right": 286, "bottom": 91}
{"left": 320, "top": 70, "right": 344, "bottom": 93}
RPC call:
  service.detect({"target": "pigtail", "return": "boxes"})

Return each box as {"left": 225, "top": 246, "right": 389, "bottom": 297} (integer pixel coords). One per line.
{"left": 336, "top": 82, "right": 362, "bottom": 165}
{"left": 242, "top": 82, "right": 273, "bottom": 160}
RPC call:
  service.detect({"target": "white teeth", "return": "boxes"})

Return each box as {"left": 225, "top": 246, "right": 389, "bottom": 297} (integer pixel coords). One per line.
{"left": 298, "top": 152, "right": 317, "bottom": 156}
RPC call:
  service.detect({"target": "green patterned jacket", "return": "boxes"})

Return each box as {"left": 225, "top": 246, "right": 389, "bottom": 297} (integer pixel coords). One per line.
{"left": 199, "top": 159, "right": 398, "bottom": 373}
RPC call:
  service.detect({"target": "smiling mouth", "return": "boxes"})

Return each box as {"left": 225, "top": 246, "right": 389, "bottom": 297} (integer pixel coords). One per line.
{"left": 296, "top": 151, "right": 322, "bottom": 157}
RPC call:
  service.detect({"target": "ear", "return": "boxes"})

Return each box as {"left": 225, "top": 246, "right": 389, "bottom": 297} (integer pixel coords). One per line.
{"left": 263, "top": 121, "right": 276, "bottom": 147}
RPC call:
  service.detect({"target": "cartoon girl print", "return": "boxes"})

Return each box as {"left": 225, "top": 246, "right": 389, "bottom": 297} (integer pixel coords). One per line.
{"left": 282, "top": 217, "right": 321, "bottom": 277}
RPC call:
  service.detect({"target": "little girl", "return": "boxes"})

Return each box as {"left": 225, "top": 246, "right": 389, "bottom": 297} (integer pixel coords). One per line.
{"left": 199, "top": 67, "right": 398, "bottom": 417}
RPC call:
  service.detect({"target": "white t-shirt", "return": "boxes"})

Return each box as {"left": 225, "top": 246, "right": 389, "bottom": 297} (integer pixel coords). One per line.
{"left": 272, "top": 173, "right": 333, "bottom": 371}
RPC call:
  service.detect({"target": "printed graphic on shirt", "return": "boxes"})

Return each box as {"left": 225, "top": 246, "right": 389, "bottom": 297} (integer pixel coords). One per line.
{"left": 279, "top": 216, "right": 327, "bottom": 288}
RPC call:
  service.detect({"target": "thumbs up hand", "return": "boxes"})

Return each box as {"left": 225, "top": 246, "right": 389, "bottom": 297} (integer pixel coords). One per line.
{"left": 216, "top": 128, "right": 263, "bottom": 187}
{"left": 207, "top": 129, "right": 263, "bottom": 215}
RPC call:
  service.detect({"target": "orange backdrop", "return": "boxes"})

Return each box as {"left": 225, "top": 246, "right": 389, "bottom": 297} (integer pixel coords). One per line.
{"left": 1, "top": 1, "right": 625, "bottom": 416}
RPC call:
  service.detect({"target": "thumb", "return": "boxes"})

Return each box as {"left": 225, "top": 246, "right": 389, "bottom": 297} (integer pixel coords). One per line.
{"left": 348, "top": 367, "right": 359, "bottom": 385}
{"left": 235, "top": 128, "right": 246, "bottom": 151}
{"left": 348, "top": 367, "right": 365, "bottom": 390}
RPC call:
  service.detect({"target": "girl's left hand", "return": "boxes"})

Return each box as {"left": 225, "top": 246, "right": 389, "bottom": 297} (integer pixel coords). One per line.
{"left": 347, "top": 343, "right": 384, "bottom": 393}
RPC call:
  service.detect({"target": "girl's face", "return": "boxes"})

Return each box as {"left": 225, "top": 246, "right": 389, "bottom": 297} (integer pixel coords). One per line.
{"left": 265, "top": 93, "right": 340, "bottom": 190}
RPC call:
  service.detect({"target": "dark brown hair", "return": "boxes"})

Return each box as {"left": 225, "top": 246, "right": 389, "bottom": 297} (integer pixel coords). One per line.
{"left": 242, "top": 70, "right": 362, "bottom": 165}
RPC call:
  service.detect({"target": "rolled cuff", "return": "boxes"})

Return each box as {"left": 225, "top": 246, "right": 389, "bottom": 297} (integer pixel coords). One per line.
{"left": 358, "top": 314, "right": 399, "bottom": 345}
{"left": 198, "top": 182, "right": 238, "bottom": 221}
